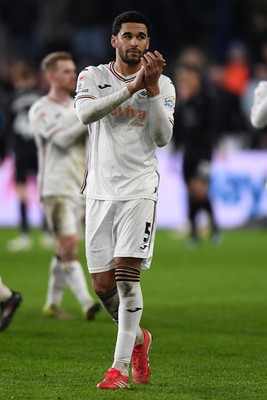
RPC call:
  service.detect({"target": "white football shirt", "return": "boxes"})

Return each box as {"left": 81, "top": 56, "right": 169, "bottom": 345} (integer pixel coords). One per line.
{"left": 250, "top": 80, "right": 267, "bottom": 128}
{"left": 28, "top": 96, "right": 87, "bottom": 198}
{"left": 75, "top": 62, "right": 175, "bottom": 201}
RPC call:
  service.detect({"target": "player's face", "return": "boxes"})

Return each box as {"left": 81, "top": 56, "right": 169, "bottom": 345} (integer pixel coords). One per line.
{"left": 175, "top": 68, "right": 201, "bottom": 101}
{"left": 111, "top": 23, "right": 150, "bottom": 66}
{"left": 52, "top": 60, "right": 77, "bottom": 92}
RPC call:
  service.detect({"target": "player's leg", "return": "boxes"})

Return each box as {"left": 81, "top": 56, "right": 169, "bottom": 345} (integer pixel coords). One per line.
{"left": 0, "top": 277, "right": 13, "bottom": 301}
{"left": 0, "top": 277, "right": 22, "bottom": 331}
{"left": 7, "top": 163, "right": 32, "bottom": 251}
{"left": 58, "top": 235, "right": 100, "bottom": 318}
{"left": 55, "top": 196, "right": 100, "bottom": 319}
{"left": 195, "top": 161, "right": 221, "bottom": 245}
{"left": 199, "top": 195, "right": 222, "bottom": 245}
{"left": 85, "top": 199, "right": 128, "bottom": 388}
{"left": 41, "top": 197, "right": 70, "bottom": 318}
{"left": 85, "top": 199, "right": 119, "bottom": 323}
{"left": 188, "top": 193, "right": 199, "bottom": 244}
{"left": 183, "top": 156, "right": 199, "bottom": 246}
{"left": 92, "top": 270, "right": 118, "bottom": 324}
{"left": 42, "top": 255, "right": 71, "bottom": 319}
{"left": 91, "top": 199, "right": 155, "bottom": 388}
{"left": 190, "top": 159, "right": 222, "bottom": 245}
{"left": 92, "top": 258, "right": 144, "bottom": 378}
{"left": 112, "top": 258, "right": 144, "bottom": 374}
{"left": 111, "top": 199, "right": 155, "bottom": 385}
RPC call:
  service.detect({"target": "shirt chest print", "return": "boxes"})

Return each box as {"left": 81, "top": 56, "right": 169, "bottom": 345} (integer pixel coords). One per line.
{"left": 109, "top": 104, "right": 147, "bottom": 127}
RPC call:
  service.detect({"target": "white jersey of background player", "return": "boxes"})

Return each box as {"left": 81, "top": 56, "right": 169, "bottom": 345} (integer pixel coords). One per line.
{"left": 29, "top": 52, "right": 100, "bottom": 321}
{"left": 250, "top": 80, "right": 267, "bottom": 189}
{"left": 76, "top": 62, "right": 175, "bottom": 201}
{"left": 75, "top": 11, "right": 175, "bottom": 390}
{"left": 29, "top": 96, "right": 85, "bottom": 197}
{"left": 250, "top": 80, "right": 267, "bottom": 128}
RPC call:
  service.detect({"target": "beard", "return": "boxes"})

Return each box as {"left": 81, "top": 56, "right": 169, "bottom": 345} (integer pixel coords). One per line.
{"left": 118, "top": 47, "right": 143, "bottom": 66}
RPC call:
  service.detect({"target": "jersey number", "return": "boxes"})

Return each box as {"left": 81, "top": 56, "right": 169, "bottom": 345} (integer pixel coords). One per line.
{"left": 140, "top": 222, "right": 152, "bottom": 250}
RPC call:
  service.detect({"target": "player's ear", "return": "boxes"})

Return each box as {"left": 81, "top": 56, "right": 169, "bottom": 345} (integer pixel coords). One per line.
{"left": 146, "top": 37, "right": 150, "bottom": 51}
{"left": 46, "top": 71, "right": 53, "bottom": 82}
{"left": 111, "top": 35, "right": 117, "bottom": 49}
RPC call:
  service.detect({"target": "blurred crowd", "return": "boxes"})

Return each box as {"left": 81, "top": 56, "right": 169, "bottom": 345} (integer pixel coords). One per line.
{"left": 1, "top": 0, "right": 267, "bottom": 159}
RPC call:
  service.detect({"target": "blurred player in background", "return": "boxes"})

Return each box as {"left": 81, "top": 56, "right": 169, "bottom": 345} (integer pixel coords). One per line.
{"left": 0, "top": 277, "right": 22, "bottom": 331}
{"left": 75, "top": 11, "right": 175, "bottom": 389}
{"left": 173, "top": 62, "right": 221, "bottom": 247}
{"left": 250, "top": 79, "right": 267, "bottom": 129}
{"left": 250, "top": 79, "right": 267, "bottom": 191}
{"left": 29, "top": 52, "right": 101, "bottom": 321}
{"left": 0, "top": 103, "right": 6, "bottom": 161}
{"left": 5, "top": 60, "right": 51, "bottom": 251}
{"left": 0, "top": 101, "right": 23, "bottom": 331}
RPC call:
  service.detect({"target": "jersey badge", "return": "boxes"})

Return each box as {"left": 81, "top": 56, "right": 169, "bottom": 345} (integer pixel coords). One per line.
{"left": 164, "top": 96, "right": 176, "bottom": 109}
{"left": 76, "top": 75, "right": 85, "bottom": 91}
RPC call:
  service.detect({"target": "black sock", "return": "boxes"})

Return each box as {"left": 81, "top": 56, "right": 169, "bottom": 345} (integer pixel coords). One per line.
{"left": 20, "top": 201, "right": 28, "bottom": 233}
{"left": 189, "top": 199, "right": 199, "bottom": 238}
{"left": 200, "top": 198, "right": 218, "bottom": 232}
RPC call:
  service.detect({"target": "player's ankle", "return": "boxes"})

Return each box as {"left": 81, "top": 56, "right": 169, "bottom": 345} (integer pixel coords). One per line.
{"left": 135, "top": 327, "right": 144, "bottom": 345}
{"left": 112, "top": 362, "right": 129, "bottom": 376}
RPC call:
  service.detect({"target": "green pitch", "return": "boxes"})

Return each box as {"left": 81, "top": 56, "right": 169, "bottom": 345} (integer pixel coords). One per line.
{"left": 1, "top": 227, "right": 267, "bottom": 400}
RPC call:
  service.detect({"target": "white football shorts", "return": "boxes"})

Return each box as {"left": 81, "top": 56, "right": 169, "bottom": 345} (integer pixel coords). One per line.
{"left": 85, "top": 198, "right": 157, "bottom": 273}
{"left": 42, "top": 195, "right": 85, "bottom": 237}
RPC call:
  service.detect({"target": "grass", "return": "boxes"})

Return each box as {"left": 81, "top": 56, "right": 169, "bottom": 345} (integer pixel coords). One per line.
{"left": 0, "top": 227, "right": 267, "bottom": 399}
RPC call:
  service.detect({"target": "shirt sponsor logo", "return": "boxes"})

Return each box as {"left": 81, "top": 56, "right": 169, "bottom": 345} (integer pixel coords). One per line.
{"left": 110, "top": 105, "right": 147, "bottom": 126}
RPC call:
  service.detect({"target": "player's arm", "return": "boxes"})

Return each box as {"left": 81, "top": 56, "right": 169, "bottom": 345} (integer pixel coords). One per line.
{"left": 147, "top": 91, "right": 175, "bottom": 147}
{"left": 50, "top": 123, "right": 87, "bottom": 149}
{"left": 250, "top": 81, "right": 267, "bottom": 128}
{"left": 29, "top": 105, "right": 87, "bottom": 149}
{"left": 75, "top": 68, "right": 145, "bottom": 125}
{"left": 142, "top": 51, "right": 175, "bottom": 147}
{"left": 75, "top": 86, "right": 132, "bottom": 125}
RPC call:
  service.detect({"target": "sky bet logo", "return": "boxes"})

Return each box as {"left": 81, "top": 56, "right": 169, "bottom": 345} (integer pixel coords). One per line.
{"left": 210, "top": 173, "right": 266, "bottom": 219}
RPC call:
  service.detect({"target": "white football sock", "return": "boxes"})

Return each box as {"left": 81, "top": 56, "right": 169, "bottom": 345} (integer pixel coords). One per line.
{"left": 61, "top": 260, "right": 93, "bottom": 311}
{"left": 45, "top": 256, "right": 66, "bottom": 306}
{"left": 0, "top": 277, "right": 12, "bottom": 301}
{"left": 112, "top": 280, "right": 143, "bottom": 371}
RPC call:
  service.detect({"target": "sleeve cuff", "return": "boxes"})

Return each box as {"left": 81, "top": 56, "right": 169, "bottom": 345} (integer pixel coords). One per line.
{"left": 148, "top": 94, "right": 161, "bottom": 102}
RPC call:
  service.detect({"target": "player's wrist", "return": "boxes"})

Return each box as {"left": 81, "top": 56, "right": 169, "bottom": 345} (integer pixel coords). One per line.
{"left": 126, "top": 83, "right": 137, "bottom": 96}
{"left": 146, "top": 86, "right": 160, "bottom": 98}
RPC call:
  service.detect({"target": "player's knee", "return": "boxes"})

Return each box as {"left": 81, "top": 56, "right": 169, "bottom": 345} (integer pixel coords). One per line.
{"left": 58, "top": 247, "right": 77, "bottom": 262}
{"left": 91, "top": 271, "right": 116, "bottom": 295}
{"left": 57, "top": 237, "right": 78, "bottom": 261}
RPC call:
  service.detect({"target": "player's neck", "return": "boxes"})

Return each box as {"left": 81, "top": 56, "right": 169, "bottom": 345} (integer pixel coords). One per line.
{"left": 114, "top": 60, "right": 141, "bottom": 77}
{"left": 48, "top": 88, "right": 71, "bottom": 107}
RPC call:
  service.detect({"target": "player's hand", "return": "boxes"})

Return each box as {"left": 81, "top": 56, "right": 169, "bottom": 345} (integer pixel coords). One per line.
{"left": 127, "top": 66, "right": 145, "bottom": 95}
{"left": 142, "top": 51, "right": 166, "bottom": 71}
{"left": 141, "top": 51, "right": 165, "bottom": 96}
